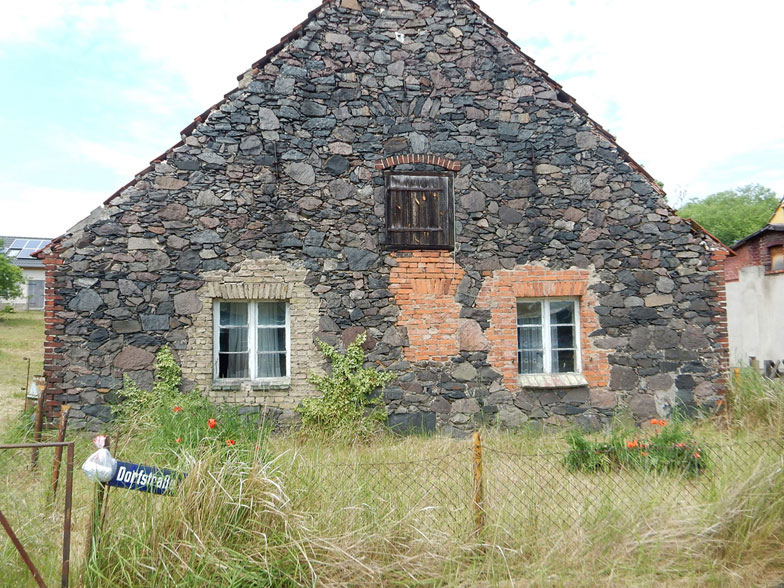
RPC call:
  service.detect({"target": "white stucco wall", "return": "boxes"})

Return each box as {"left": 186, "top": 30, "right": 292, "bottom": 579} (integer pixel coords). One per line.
{"left": 726, "top": 265, "right": 784, "bottom": 366}
{"left": 0, "top": 267, "right": 46, "bottom": 310}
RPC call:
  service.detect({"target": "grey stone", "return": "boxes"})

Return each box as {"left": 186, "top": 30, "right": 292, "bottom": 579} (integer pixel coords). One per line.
{"left": 452, "top": 362, "right": 477, "bottom": 381}
{"left": 258, "top": 107, "right": 280, "bottom": 130}
{"left": 610, "top": 366, "right": 638, "bottom": 390}
{"left": 344, "top": 247, "right": 379, "bottom": 271}
{"left": 174, "top": 291, "right": 203, "bottom": 315}
{"left": 451, "top": 398, "right": 480, "bottom": 414}
{"left": 498, "top": 205, "right": 523, "bottom": 224}
{"left": 140, "top": 314, "right": 169, "bottom": 331}
{"left": 286, "top": 162, "right": 315, "bottom": 185}
{"left": 629, "top": 394, "right": 658, "bottom": 420}
{"left": 69, "top": 289, "right": 103, "bottom": 312}
{"left": 461, "top": 191, "right": 485, "bottom": 213}
{"left": 388, "top": 412, "right": 436, "bottom": 434}
{"left": 113, "top": 346, "right": 155, "bottom": 371}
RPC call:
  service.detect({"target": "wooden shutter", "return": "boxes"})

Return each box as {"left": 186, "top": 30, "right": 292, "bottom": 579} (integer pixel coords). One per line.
{"left": 385, "top": 173, "right": 453, "bottom": 249}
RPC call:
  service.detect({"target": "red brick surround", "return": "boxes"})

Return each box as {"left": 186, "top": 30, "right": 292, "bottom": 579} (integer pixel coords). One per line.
{"left": 475, "top": 265, "right": 610, "bottom": 392}
{"left": 388, "top": 250, "right": 466, "bottom": 362}
{"left": 375, "top": 153, "right": 462, "bottom": 172}
{"left": 41, "top": 245, "right": 66, "bottom": 420}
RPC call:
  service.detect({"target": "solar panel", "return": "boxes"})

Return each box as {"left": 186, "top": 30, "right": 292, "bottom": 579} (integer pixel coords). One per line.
{"left": 8, "top": 239, "right": 27, "bottom": 249}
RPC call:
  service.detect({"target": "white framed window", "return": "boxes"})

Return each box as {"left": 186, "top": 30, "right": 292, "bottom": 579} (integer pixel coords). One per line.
{"left": 517, "top": 299, "right": 581, "bottom": 375}
{"left": 213, "top": 300, "right": 290, "bottom": 381}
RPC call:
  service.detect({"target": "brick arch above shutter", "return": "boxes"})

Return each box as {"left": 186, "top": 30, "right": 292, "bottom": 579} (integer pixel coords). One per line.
{"left": 374, "top": 154, "right": 462, "bottom": 172}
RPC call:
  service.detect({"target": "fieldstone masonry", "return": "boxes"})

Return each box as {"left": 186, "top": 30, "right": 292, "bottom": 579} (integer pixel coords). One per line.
{"left": 39, "top": 0, "right": 728, "bottom": 432}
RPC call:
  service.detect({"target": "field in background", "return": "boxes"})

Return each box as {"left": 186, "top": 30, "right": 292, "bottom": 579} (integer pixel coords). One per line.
{"left": 0, "top": 311, "right": 44, "bottom": 429}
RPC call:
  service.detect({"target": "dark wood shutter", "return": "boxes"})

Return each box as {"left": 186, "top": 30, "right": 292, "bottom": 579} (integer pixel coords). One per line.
{"left": 385, "top": 173, "right": 453, "bottom": 249}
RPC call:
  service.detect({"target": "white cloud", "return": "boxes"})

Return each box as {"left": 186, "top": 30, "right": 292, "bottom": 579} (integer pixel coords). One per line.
{"left": 0, "top": 179, "right": 106, "bottom": 237}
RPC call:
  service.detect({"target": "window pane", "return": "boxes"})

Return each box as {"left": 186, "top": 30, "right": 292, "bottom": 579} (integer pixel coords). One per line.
{"left": 550, "top": 301, "right": 574, "bottom": 325}
{"left": 518, "top": 326, "right": 542, "bottom": 351}
{"left": 218, "top": 353, "right": 249, "bottom": 378}
{"left": 257, "top": 302, "right": 285, "bottom": 326}
{"left": 219, "top": 303, "right": 248, "bottom": 326}
{"left": 219, "top": 327, "right": 248, "bottom": 352}
{"left": 552, "top": 349, "right": 575, "bottom": 373}
{"left": 257, "top": 353, "right": 286, "bottom": 378}
{"left": 517, "top": 302, "right": 542, "bottom": 325}
{"left": 257, "top": 327, "right": 286, "bottom": 352}
{"left": 519, "top": 350, "right": 543, "bottom": 374}
{"left": 551, "top": 325, "right": 575, "bottom": 349}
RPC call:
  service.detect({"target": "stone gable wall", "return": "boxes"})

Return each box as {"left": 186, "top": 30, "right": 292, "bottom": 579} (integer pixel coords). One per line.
{"left": 43, "top": 0, "right": 727, "bottom": 431}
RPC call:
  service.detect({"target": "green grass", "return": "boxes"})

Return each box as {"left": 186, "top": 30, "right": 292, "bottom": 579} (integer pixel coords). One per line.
{"left": 0, "top": 310, "right": 44, "bottom": 400}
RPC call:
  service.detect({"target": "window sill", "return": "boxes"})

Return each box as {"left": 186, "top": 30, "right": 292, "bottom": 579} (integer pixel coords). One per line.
{"left": 211, "top": 377, "right": 291, "bottom": 391}
{"left": 519, "top": 373, "right": 588, "bottom": 389}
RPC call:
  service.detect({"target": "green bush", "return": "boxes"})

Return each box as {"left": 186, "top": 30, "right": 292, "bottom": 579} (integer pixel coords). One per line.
{"left": 565, "top": 418, "right": 705, "bottom": 474}
{"left": 298, "top": 333, "right": 395, "bottom": 439}
{"left": 113, "top": 345, "right": 267, "bottom": 454}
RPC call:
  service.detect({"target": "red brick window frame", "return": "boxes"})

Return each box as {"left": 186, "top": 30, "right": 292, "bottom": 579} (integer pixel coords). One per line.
{"left": 477, "top": 266, "right": 610, "bottom": 391}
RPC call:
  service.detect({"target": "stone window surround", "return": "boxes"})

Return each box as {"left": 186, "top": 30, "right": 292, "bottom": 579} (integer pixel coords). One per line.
{"left": 212, "top": 299, "right": 291, "bottom": 388}
{"left": 179, "top": 257, "right": 321, "bottom": 408}
{"left": 516, "top": 297, "right": 587, "bottom": 389}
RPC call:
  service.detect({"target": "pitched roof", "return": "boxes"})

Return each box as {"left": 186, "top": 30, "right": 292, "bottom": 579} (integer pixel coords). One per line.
{"left": 1, "top": 236, "right": 51, "bottom": 267}
{"left": 48, "top": 0, "right": 685, "bottom": 253}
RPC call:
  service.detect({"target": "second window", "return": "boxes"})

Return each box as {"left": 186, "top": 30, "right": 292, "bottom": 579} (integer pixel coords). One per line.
{"left": 517, "top": 299, "right": 580, "bottom": 375}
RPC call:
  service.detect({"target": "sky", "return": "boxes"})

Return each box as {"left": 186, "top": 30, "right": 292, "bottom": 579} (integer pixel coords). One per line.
{"left": 1, "top": 0, "right": 782, "bottom": 238}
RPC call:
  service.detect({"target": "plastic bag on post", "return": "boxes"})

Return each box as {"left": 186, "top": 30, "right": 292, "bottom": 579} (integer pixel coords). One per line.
{"left": 81, "top": 448, "right": 118, "bottom": 483}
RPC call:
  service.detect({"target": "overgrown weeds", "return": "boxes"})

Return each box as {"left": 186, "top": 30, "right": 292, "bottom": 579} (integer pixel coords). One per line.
{"left": 726, "top": 368, "right": 784, "bottom": 434}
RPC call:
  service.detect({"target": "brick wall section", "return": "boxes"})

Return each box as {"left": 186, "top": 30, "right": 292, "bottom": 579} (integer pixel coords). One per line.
{"left": 388, "top": 250, "right": 466, "bottom": 362}
{"left": 726, "top": 232, "right": 784, "bottom": 282}
{"left": 709, "top": 249, "right": 730, "bottom": 382}
{"left": 41, "top": 246, "right": 65, "bottom": 420}
{"left": 375, "top": 154, "right": 462, "bottom": 172}
{"left": 476, "top": 265, "right": 610, "bottom": 393}
{"left": 179, "top": 257, "right": 321, "bottom": 409}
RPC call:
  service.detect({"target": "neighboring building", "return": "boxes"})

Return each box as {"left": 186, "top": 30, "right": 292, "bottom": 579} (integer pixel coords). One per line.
{"left": 725, "top": 199, "right": 784, "bottom": 375}
{"left": 38, "top": 0, "right": 729, "bottom": 432}
{"left": 1, "top": 237, "right": 51, "bottom": 310}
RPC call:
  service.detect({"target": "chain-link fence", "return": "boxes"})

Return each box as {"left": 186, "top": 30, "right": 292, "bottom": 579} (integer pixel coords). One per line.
{"left": 277, "top": 436, "right": 784, "bottom": 544}
{"left": 0, "top": 442, "right": 75, "bottom": 588}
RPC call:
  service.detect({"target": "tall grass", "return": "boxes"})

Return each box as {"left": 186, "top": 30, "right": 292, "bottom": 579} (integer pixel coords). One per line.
{"left": 727, "top": 368, "right": 784, "bottom": 434}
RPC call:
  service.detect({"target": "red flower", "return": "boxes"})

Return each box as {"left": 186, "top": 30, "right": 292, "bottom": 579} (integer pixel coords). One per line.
{"left": 176, "top": 437, "right": 182, "bottom": 443}
{"left": 649, "top": 418, "right": 658, "bottom": 425}
{"left": 693, "top": 452, "right": 700, "bottom": 460}
{"left": 226, "top": 439, "right": 235, "bottom": 446}
{"left": 658, "top": 419, "right": 667, "bottom": 427}
{"left": 173, "top": 406, "right": 182, "bottom": 413}
{"left": 626, "top": 440, "right": 639, "bottom": 449}
{"left": 208, "top": 418, "right": 216, "bottom": 429}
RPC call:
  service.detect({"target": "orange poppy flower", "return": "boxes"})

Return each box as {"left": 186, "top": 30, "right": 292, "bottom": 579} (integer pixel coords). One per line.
{"left": 173, "top": 406, "right": 182, "bottom": 413}
{"left": 658, "top": 419, "right": 667, "bottom": 426}
{"left": 226, "top": 439, "right": 235, "bottom": 446}
{"left": 649, "top": 418, "right": 659, "bottom": 425}
{"left": 693, "top": 453, "right": 700, "bottom": 459}
{"left": 176, "top": 437, "right": 182, "bottom": 443}
{"left": 208, "top": 418, "right": 217, "bottom": 429}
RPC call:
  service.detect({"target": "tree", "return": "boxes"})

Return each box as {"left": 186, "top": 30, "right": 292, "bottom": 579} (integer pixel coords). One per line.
{"left": 0, "top": 239, "right": 25, "bottom": 302}
{"left": 677, "top": 184, "right": 780, "bottom": 246}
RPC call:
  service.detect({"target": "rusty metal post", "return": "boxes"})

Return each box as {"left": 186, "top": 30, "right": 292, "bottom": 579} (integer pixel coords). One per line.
{"left": 0, "top": 507, "right": 49, "bottom": 588}
{"left": 472, "top": 431, "right": 485, "bottom": 536}
{"left": 51, "top": 405, "right": 71, "bottom": 497}
{"left": 61, "top": 442, "right": 74, "bottom": 588}
{"left": 30, "top": 388, "right": 46, "bottom": 469}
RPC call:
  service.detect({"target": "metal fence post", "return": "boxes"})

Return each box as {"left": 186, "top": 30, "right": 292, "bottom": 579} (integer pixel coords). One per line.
{"left": 51, "top": 405, "right": 71, "bottom": 497}
{"left": 472, "top": 431, "right": 485, "bottom": 536}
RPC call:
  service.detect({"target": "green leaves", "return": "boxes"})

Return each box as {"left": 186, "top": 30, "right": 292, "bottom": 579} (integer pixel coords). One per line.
{"left": 677, "top": 184, "right": 780, "bottom": 246}
{"left": 0, "top": 238, "right": 24, "bottom": 302}
{"left": 299, "top": 333, "right": 396, "bottom": 439}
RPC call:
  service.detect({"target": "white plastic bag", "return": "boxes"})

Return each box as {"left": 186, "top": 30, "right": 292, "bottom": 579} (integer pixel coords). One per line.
{"left": 81, "top": 448, "right": 117, "bottom": 483}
